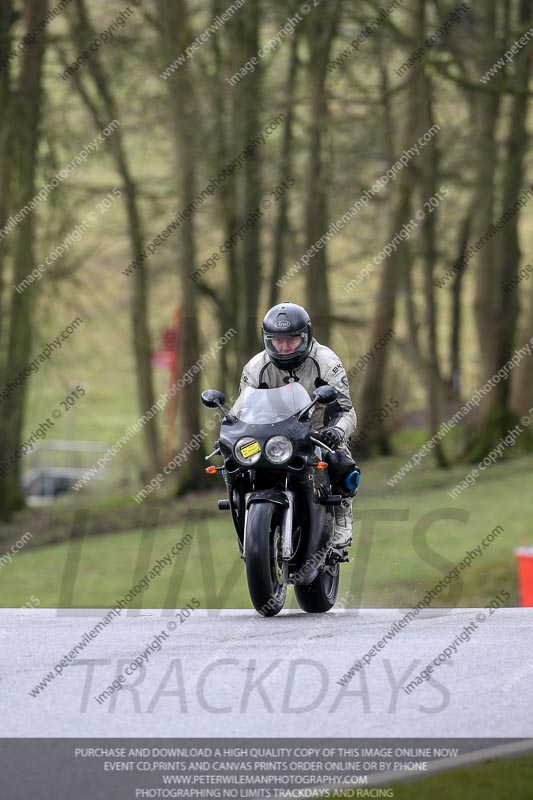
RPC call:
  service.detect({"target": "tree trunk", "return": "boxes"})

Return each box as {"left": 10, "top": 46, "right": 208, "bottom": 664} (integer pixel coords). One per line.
{"left": 203, "top": 0, "right": 240, "bottom": 395}
{"left": 508, "top": 0, "right": 533, "bottom": 419}
{"left": 68, "top": 0, "right": 162, "bottom": 479}
{"left": 403, "top": 259, "right": 426, "bottom": 380}
{"left": 304, "top": 0, "right": 342, "bottom": 343}
{"left": 512, "top": 275, "right": 533, "bottom": 417}
{"left": 468, "top": 0, "right": 530, "bottom": 458}
{"left": 420, "top": 74, "right": 448, "bottom": 467}
{"left": 469, "top": 1, "right": 501, "bottom": 424}
{"left": 357, "top": 0, "right": 425, "bottom": 455}
{"left": 0, "top": 0, "right": 47, "bottom": 520}
{"left": 494, "top": 0, "right": 531, "bottom": 412}
{"left": 449, "top": 208, "right": 474, "bottom": 398}
{"left": 0, "top": 0, "right": 13, "bottom": 355}
{"left": 158, "top": 0, "right": 211, "bottom": 495}
{"left": 236, "top": 0, "right": 262, "bottom": 365}
{"left": 269, "top": 23, "right": 299, "bottom": 307}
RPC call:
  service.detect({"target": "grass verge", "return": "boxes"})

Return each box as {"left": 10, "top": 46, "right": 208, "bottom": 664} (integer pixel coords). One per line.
{"left": 0, "top": 452, "right": 531, "bottom": 609}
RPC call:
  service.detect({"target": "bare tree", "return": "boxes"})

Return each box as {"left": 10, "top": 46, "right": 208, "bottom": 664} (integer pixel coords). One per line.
{"left": 512, "top": 276, "right": 533, "bottom": 418}
{"left": 419, "top": 73, "right": 447, "bottom": 467}
{"left": 357, "top": 0, "right": 425, "bottom": 455}
{"left": 467, "top": 0, "right": 531, "bottom": 458}
{"left": 233, "top": 0, "right": 263, "bottom": 365}
{"left": 303, "top": 0, "right": 342, "bottom": 343}
{"left": 0, "top": 0, "right": 13, "bottom": 350}
{"left": 269, "top": 13, "right": 300, "bottom": 306}
{"left": 63, "top": 0, "right": 162, "bottom": 479}
{"left": 0, "top": 0, "right": 47, "bottom": 520}
{"left": 157, "top": 0, "right": 212, "bottom": 494}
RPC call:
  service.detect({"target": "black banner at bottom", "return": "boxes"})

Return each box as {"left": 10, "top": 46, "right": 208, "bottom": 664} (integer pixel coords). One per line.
{"left": 0, "top": 738, "right": 531, "bottom": 800}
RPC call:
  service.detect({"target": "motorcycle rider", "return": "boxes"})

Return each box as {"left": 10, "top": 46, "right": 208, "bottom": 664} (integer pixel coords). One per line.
{"left": 238, "top": 302, "right": 358, "bottom": 554}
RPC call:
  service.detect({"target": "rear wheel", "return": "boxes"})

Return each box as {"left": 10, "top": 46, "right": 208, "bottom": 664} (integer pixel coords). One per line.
{"left": 294, "top": 562, "right": 339, "bottom": 613}
{"left": 245, "top": 502, "right": 288, "bottom": 616}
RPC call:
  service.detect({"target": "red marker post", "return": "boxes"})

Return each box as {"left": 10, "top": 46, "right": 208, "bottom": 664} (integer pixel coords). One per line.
{"left": 515, "top": 546, "right": 533, "bottom": 607}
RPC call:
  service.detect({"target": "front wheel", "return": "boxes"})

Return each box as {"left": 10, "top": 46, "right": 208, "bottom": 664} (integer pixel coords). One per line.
{"left": 245, "top": 502, "right": 288, "bottom": 616}
{"left": 294, "top": 563, "right": 339, "bottom": 613}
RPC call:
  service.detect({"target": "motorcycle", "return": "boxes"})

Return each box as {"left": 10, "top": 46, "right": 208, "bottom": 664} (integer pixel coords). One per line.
{"left": 201, "top": 382, "right": 359, "bottom": 616}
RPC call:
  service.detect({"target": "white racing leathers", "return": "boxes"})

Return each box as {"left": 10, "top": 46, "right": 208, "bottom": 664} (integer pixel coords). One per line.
{"left": 239, "top": 339, "right": 357, "bottom": 549}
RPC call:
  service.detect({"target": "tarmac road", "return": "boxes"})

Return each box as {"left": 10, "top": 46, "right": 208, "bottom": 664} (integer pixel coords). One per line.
{"left": 2, "top": 606, "right": 533, "bottom": 739}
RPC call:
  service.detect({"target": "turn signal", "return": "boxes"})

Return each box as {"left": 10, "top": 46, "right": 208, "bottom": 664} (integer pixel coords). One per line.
{"left": 316, "top": 462, "right": 328, "bottom": 470}
{"left": 205, "top": 466, "right": 217, "bottom": 474}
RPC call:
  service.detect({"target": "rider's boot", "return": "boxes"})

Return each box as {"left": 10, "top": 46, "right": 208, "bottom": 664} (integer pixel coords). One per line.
{"left": 331, "top": 497, "right": 353, "bottom": 553}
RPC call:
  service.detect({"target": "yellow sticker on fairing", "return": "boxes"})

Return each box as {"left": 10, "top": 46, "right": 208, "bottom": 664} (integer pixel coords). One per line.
{"left": 240, "top": 441, "right": 261, "bottom": 458}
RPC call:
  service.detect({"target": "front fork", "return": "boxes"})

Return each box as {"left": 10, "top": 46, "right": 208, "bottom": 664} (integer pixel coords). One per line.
{"left": 281, "top": 490, "right": 296, "bottom": 560}
{"left": 241, "top": 490, "right": 296, "bottom": 560}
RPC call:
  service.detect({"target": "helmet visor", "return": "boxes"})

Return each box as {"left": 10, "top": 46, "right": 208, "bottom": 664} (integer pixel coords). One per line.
{"left": 263, "top": 330, "right": 310, "bottom": 363}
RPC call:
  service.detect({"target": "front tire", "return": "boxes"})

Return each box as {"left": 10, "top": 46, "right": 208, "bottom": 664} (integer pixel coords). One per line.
{"left": 294, "top": 563, "right": 339, "bottom": 613}
{"left": 245, "top": 502, "right": 288, "bottom": 616}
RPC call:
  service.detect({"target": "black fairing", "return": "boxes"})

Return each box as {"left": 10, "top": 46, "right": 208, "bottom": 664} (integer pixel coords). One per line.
{"left": 217, "top": 412, "right": 333, "bottom": 585}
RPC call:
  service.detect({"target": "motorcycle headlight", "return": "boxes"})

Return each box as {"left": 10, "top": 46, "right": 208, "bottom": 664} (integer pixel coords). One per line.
{"left": 234, "top": 437, "right": 262, "bottom": 466}
{"left": 265, "top": 436, "right": 293, "bottom": 464}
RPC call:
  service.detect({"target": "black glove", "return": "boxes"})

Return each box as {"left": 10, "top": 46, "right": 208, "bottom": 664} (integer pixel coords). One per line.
{"left": 316, "top": 427, "right": 343, "bottom": 449}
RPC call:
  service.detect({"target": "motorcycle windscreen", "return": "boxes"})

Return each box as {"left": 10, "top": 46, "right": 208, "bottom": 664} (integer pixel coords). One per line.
{"left": 231, "top": 384, "right": 312, "bottom": 424}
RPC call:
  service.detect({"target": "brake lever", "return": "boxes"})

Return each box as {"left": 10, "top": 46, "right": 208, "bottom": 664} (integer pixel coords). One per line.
{"left": 205, "top": 447, "right": 222, "bottom": 461}
{"left": 310, "top": 436, "right": 335, "bottom": 454}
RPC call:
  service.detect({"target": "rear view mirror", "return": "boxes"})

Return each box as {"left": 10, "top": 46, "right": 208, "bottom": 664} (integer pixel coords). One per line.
{"left": 201, "top": 389, "right": 226, "bottom": 408}
{"left": 298, "top": 385, "right": 338, "bottom": 421}
{"left": 313, "top": 386, "right": 337, "bottom": 404}
{"left": 201, "top": 389, "right": 236, "bottom": 423}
